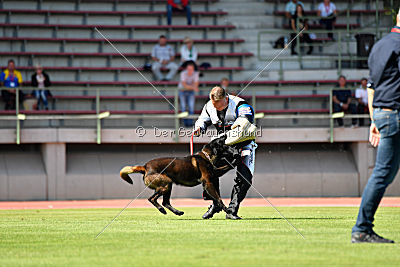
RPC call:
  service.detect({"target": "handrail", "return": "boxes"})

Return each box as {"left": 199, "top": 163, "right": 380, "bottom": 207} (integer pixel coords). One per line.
{"left": 0, "top": 86, "right": 370, "bottom": 144}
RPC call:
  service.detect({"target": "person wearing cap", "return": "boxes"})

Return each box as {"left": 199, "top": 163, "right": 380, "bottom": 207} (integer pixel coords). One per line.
{"left": 180, "top": 36, "right": 198, "bottom": 70}
{"left": 31, "top": 64, "right": 51, "bottom": 110}
{"left": 355, "top": 77, "right": 369, "bottom": 126}
{"left": 193, "top": 86, "right": 257, "bottom": 220}
{"left": 351, "top": 10, "right": 400, "bottom": 244}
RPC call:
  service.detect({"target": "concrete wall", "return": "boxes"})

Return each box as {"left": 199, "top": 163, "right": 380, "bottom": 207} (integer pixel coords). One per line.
{"left": 0, "top": 129, "right": 399, "bottom": 200}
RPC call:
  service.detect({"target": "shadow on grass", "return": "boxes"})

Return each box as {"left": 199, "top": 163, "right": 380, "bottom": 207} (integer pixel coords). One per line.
{"left": 170, "top": 217, "right": 340, "bottom": 221}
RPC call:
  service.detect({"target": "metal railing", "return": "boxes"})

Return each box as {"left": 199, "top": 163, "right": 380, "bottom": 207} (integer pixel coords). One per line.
{"left": 0, "top": 86, "right": 370, "bottom": 144}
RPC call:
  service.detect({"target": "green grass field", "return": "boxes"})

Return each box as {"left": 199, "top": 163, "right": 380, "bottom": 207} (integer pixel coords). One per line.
{"left": 1, "top": 206, "right": 399, "bottom": 266}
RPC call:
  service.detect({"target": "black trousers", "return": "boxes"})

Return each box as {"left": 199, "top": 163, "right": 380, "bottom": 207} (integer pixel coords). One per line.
{"left": 203, "top": 161, "right": 253, "bottom": 215}
{"left": 291, "top": 33, "right": 313, "bottom": 54}
{"left": 1, "top": 90, "right": 24, "bottom": 110}
{"left": 333, "top": 102, "right": 357, "bottom": 126}
{"left": 320, "top": 16, "right": 336, "bottom": 39}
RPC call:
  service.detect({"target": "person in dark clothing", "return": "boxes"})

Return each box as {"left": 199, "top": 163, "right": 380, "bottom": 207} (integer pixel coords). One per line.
{"left": 167, "top": 0, "right": 192, "bottom": 25}
{"left": 31, "top": 64, "right": 51, "bottom": 110}
{"left": 351, "top": 12, "right": 400, "bottom": 244}
{"left": 290, "top": 4, "right": 313, "bottom": 55}
{"left": 332, "top": 75, "right": 357, "bottom": 127}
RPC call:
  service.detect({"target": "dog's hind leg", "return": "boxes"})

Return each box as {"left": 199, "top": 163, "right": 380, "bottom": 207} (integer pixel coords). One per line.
{"left": 202, "top": 179, "right": 230, "bottom": 214}
{"left": 162, "top": 184, "right": 184, "bottom": 216}
{"left": 148, "top": 191, "right": 167, "bottom": 215}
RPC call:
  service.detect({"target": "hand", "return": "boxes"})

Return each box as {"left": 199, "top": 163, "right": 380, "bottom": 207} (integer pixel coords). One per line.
{"left": 193, "top": 127, "right": 201, "bottom": 137}
{"left": 161, "top": 60, "right": 168, "bottom": 65}
{"left": 176, "top": 4, "right": 183, "bottom": 10}
{"left": 342, "top": 103, "right": 349, "bottom": 110}
{"left": 369, "top": 123, "right": 380, "bottom": 147}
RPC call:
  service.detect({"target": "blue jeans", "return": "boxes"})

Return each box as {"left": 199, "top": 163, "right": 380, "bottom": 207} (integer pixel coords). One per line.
{"left": 179, "top": 90, "right": 195, "bottom": 127}
{"left": 33, "top": 90, "right": 50, "bottom": 110}
{"left": 167, "top": 4, "right": 192, "bottom": 25}
{"left": 352, "top": 108, "right": 400, "bottom": 233}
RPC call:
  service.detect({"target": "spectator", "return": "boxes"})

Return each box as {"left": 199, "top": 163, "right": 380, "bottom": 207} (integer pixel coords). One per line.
{"left": 355, "top": 77, "right": 369, "bottom": 126}
{"left": 0, "top": 59, "right": 24, "bottom": 110}
{"left": 332, "top": 75, "right": 357, "bottom": 127}
{"left": 167, "top": 0, "right": 192, "bottom": 25}
{"left": 178, "top": 62, "right": 199, "bottom": 127}
{"left": 31, "top": 64, "right": 51, "bottom": 110}
{"left": 180, "top": 36, "right": 198, "bottom": 70}
{"left": 317, "top": 0, "right": 337, "bottom": 39}
{"left": 290, "top": 4, "right": 313, "bottom": 55}
{"left": 220, "top": 77, "right": 229, "bottom": 90}
{"left": 285, "top": 0, "right": 304, "bottom": 19}
{"left": 151, "top": 35, "right": 179, "bottom": 81}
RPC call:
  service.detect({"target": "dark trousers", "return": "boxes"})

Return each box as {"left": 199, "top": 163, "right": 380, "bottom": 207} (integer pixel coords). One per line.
{"left": 1, "top": 90, "right": 24, "bottom": 110}
{"left": 291, "top": 33, "right": 313, "bottom": 55}
{"left": 167, "top": 4, "right": 192, "bottom": 25}
{"left": 357, "top": 103, "right": 369, "bottom": 126}
{"left": 352, "top": 109, "right": 400, "bottom": 233}
{"left": 320, "top": 16, "right": 336, "bottom": 39}
{"left": 333, "top": 102, "right": 357, "bottom": 126}
{"left": 203, "top": 161, "right": 253, "bottom": 215}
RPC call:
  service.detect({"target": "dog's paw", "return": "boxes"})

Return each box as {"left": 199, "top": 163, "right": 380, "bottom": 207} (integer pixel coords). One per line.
{"left": 175, "top": 211, "right": 184, "bottom": 216}
{"left": 158, "top": 207, "right": 167, "bottom": 215}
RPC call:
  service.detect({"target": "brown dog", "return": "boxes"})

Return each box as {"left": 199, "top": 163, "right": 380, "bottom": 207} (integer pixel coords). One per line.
{"left": 119, "top": 136, "right": 240, "bottom": 216}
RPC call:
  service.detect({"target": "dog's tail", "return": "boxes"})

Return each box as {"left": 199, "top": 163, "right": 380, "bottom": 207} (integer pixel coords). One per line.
{"left": 120, "top": 165, "right": 146, "bottom": 184}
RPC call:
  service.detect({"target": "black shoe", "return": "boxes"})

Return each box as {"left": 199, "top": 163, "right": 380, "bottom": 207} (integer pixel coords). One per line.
{"left": 351, "top": 232, "right": 395, "bottom": 243}
{"left": 226, "top": 213, "right": 242, "bottom": 220}
{"left": 202, "top": 204, "right": 222, "bottom": 219}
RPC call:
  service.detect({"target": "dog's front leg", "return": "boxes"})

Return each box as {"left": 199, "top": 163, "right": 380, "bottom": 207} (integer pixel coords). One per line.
{"left": 201, "top": 178, "right": 230, "bottom": 214}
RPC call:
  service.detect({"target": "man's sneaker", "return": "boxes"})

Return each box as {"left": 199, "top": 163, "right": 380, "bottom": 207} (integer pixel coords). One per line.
{"left": 202, "top": 204, "right": 222, "bottom": 219}
{"left": 226, "top": 213, "right": 242, "bottom": 220}
{"left": 351, "top": 231, "right": 395, "bottom": 243}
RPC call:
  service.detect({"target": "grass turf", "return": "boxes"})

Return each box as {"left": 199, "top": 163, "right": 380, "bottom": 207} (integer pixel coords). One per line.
{"left": 0, "top": 206, "right": 399, "bottom": 266}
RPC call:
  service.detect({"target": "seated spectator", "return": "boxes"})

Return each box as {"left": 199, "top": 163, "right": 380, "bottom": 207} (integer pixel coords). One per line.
{"left": 180, "top": 36, "right": 198, "bottom": 70}
{"left": 290, "top": 4, "right": 313, "bottom": 55}
{"left": 332, "top": 75, "right": 357, "bottom": 127}
{"left": 151, "top": 35, "right": 179, "bottom": 81}
{"left": 317, "top": 0, "right": 337, "bottom": 39}
{"left": 178, "top": 62, "right": 199, "bottom": 127}
{"left": 1, "top": 59, "right": 24, "bottom": 110}
{"left": 355, "top": 77, "right": 369, "bottom": 126}
{"left": 285, "top": 0, "right": 304, "bottom": 19}
{"left": 167, "top": 0, "right": 192, "bottom": 25}
{"left": 31, "top": 64, "right": 51, "bottom": 110}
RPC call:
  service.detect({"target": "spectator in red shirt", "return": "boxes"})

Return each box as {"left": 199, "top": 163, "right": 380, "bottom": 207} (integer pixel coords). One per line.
{"left": 167, "top": 0, "right": 192, "bottom": 25}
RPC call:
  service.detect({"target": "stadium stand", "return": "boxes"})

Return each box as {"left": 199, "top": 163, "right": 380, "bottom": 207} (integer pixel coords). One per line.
{"left": 1, "top": 0, "right": 398, "bottom": 200}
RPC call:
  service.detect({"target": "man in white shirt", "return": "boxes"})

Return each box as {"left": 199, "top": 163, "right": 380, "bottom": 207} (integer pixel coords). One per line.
{"left": 151, "top": 35, "right": 179, "bottom": 81}
{"left": 355, "top": 77, "right": 369, "bottom": 126}
{"left": 317, "top": 0, "right": 337, "bottom": 39}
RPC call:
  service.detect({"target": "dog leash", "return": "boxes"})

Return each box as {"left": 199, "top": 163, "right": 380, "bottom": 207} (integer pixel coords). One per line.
{"left": 190, "top": 132, "right": 194, "bottom": 155}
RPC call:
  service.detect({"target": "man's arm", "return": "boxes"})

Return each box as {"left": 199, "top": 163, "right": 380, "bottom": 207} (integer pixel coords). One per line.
{"left": 194, "top": 103, "right": 212, "bottom": 135}
{"left": 367, "top": 87, "right": 380, "bottom": 147}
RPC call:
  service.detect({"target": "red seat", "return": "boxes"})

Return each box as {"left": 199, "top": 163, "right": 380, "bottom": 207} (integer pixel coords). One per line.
{"left": 0, "top": 37, "right": 245, "bottom": 44}
{"left": 0, "top": 9, "right": 227, "bottom": 16}
{"left": 0, "top": 51, "right": 252, "bottom": 57}
{"left": 0, "top": 23, "right": 235, "bottom": 30}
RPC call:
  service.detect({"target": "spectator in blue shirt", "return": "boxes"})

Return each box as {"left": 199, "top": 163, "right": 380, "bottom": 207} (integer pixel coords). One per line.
{"left": 332, "top": 75, "right": 357, "bottom": 127}
{"left": 1, "top": 59, "right": 24, "bottom": 110}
